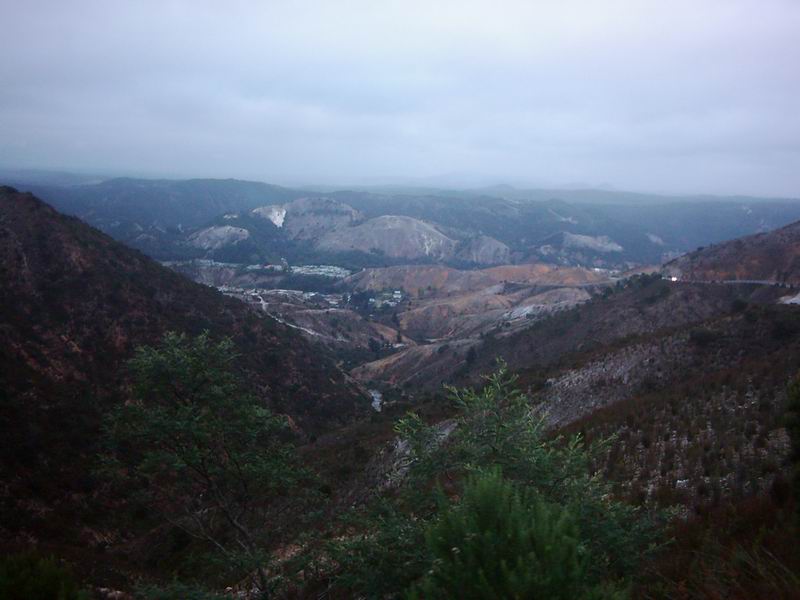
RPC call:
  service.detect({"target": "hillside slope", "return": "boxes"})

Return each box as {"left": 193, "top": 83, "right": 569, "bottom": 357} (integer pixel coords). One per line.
{"left": 317, "top": 215, "right": 457, "bottom": 261}
{"left": 0, "top": 186, "right": 367, "bottom": 546}
{"left": 663, "top": 219, "right": 800, "bottom": 284}
{"left": 343, "top": 262, "right": 607, "bottom": 297}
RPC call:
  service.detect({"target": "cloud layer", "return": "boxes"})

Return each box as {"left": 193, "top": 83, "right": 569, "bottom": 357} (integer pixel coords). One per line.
{"left": 1, "top": 0, "right": 798, "bottom": 195}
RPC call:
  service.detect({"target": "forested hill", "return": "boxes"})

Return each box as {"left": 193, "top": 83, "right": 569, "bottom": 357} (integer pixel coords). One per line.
{"left": 0, "top": 186, "right": 367, "bottom": 546}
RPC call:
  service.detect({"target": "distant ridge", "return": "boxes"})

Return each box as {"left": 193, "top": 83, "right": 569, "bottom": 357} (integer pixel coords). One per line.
{"left": 6, "top": 174, "right": 800, "bottom": 270}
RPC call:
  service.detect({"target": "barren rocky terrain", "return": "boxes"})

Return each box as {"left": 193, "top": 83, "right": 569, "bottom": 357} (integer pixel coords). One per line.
{"left": 318, "top": 215, "right": 456, "bottom": 260}
{"left": 343, "top": 262, "right": 608, "bottom": 296}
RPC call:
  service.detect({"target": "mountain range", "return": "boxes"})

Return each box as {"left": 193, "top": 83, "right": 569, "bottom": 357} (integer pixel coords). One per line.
{"left": 15, "top": 176, "right": 800, "bottom": 271}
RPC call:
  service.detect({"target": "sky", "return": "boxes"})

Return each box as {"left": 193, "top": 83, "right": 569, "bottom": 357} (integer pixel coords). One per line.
{"left": 1, "top": 0, "right": 799, "bottom": 196}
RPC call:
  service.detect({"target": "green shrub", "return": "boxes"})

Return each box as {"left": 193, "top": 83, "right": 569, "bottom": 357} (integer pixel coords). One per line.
{"left": 407, "top": 469, "right": 627, "bottom": 600}
{"left": 329, "top": 366, "right": 660, "bottom": 596}
{"left": 327, "top": 499, "right": 429, "bottom": 596}
{"left": 134, "top": 581, "right": 227, "bottom": 600}
{"left": 101, "top": 332, "right": 316, "bottom": 595}
{"left": 0, "top": 553, "right": 89, "bottom": 600}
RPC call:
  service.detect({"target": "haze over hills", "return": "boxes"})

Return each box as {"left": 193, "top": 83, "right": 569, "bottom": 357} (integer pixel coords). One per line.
{"left": 11, "top": 174, "right": 800, "bottom": 272}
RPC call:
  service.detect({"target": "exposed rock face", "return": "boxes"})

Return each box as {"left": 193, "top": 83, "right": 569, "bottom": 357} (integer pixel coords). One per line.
{"left": 282, "top": 197, "right": 363, "bottom": 240}
{"left": 396, "top": 286, "right": 592, "bottom": 340}
{"left": 456, "top": 235, "right": 511, "bottom": 265}
{"left": 343, "top": 263, "right": 607, "bottom": 297}
{"left": 188, "top": 225, "right": 250, "bottom": 250}
{"left": 317, "top": 215, "right": 457, "bottom": 261}
{"left": 536, "top": 341, "right": 684, "bottom": 429}
{"left": 502, "top": 287, "right": 592, "bottom": 320}
{"left": 663, "top": 219, "right": 800, "bottom": 284}
{"left": 562, "top": 232, "right": 623, "bottom": 253}
{"left": 252, "top": 205, "right": 287, "bottom": 228}
{"left": 533, "top": 231, "right": 627, "bottom": 268}
{"left": 398, "top": 286, "right": 516, "bottom": 339}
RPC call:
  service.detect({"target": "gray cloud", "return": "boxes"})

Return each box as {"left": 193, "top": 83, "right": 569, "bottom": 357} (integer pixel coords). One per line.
{"left": 1, "top": 0, "right": 798, "bottom": 195}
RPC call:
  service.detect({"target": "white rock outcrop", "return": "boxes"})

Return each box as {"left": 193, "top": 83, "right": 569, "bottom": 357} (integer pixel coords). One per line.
{"left": 188, "top": 225, "right": 250, "bottom": 250}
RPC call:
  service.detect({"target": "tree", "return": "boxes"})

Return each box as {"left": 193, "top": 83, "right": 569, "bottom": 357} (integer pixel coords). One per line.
{"left": 408, "top": 469, "right": 626, "bottom": 600}
{"left": 368, "top": 337, "right": 382, "bottom": 354}
{"left": 102, "top": 332, "right": 312, "bottom": 597}
{"left": 330, "top": 365, "right": 659, "bottom": 596}
{"left": 465, "top": 346, "right": 477, "bottom": 365}
{"left": 0, "top": 554, "right": 90, "bottom": 600}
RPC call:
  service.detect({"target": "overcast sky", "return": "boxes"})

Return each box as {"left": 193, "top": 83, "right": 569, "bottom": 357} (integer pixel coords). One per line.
{"left": 1, "top": 0, "right": 798, "bottom": 195}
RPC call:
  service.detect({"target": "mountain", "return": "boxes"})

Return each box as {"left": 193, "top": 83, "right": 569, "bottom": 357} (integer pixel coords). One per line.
{"left": 0, "top": 186, "right": 367, "bottom": 548}
{"left": 663, "top": 219, "right": 800, "bottom": 285}
{"left": 331, "top": 191, "right": 800, "bottom": 268}
{"left": 24, "top": 177, "right": 308, "bottom": 257}
{"left": 183, "top": 210, "right": 291, "bottom": 263}
{"left": 467, "top": 185, "right": 800, "bottom": 206}
{"left": 0, "top": 167, "right": 105, "bottom": 187}
{"left": 271, "top": 196, "right": 363, "bottom": 240}
{"left": 317, "top": 215, "right": 458, "bottom": 261}
{"left": 12, "top": 175, "right": 800, "bottom": 271}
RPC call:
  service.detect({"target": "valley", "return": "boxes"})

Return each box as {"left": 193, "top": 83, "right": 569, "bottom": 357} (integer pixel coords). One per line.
{"left": 5, "top": 3, "right": 800, "bottom": 596}
{"left": 19, "top": 175, "right": 800, "bottom": 416}
{"left": 3, "top": 178, "right": 800, "bottom": 599}
{"left": 0, "top": 0, "right": 800, "bottom": 600}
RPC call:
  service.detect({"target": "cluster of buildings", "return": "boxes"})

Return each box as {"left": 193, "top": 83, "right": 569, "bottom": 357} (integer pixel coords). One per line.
{"left": 368, "top": 289, "right": 404, "bottom": 308}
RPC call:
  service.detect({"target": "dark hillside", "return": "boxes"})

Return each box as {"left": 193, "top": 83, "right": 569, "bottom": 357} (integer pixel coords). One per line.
{"left": 0, "top": 187, "right": 366, "bottom": 549}
{"left": 555, "top": 303, "right": 800, "bottom": 510}
{"left": 664, "top": 219, "right": 800, "bottom": 285}
{"left": 361, "top": 276, "right": 786, "bottom": 391}
{"left": 469, "top": 277, "right": 787, "bottom": 378}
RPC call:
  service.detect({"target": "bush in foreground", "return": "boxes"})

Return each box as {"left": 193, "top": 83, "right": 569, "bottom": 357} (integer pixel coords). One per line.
{"left": 0, "top": 553, "right": 89, "bottom": 600}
